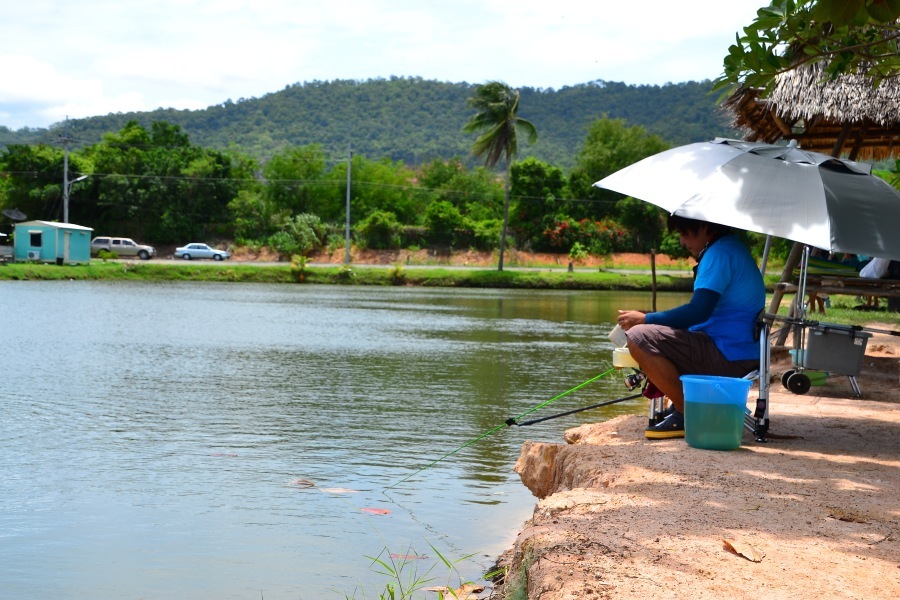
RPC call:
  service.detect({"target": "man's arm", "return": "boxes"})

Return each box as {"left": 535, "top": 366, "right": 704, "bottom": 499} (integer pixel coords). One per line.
{"left": 645, "top": 288, "right": 720, "bottom": 329}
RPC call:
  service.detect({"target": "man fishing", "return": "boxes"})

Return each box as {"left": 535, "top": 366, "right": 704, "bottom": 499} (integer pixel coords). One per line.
{"left": 616, "top": 215, "right": 765, "bottom": 439}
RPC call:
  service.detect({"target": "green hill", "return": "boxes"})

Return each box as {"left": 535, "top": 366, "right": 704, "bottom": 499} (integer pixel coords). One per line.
{"left": 1, "top": 77, "right": 736, "bottom": 169}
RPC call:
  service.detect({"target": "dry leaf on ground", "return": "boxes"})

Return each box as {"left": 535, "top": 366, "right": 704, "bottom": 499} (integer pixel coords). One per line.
{"left": 723, "top": 537, "right": 765, "bottom": 562}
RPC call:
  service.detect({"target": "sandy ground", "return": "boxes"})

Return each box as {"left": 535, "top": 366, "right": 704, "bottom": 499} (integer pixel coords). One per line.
{"left": 493, "top": 325, "right": 900, "bottom": 599}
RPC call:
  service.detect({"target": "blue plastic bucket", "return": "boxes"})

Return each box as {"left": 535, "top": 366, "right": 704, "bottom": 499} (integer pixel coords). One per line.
{"left": 681, "top": 375, "right": 752, "bottom": 450}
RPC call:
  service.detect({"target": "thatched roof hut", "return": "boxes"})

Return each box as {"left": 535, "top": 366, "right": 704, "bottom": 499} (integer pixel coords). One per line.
{"left": 724, "top": 61, "right": 900, "bottom": 161}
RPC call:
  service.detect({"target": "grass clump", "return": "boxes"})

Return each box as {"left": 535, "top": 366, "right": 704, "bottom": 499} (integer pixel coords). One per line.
{"left": 343, "top": 543, "right": 478, "bottom": 600}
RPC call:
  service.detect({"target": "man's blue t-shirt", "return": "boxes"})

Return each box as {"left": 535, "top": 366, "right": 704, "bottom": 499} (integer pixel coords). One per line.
{"left": 689, "top": 235, "right": 766, "bottom": 361}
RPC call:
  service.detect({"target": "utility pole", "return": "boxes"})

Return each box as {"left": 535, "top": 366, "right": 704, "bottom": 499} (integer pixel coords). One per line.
{"left": 345, "top": 144, "right": 352, "bottom": 265}
{"left": 59, "top": 117, "right": 76, "bottom": 223}
{"left": 58, "top": 117, "right": 88, "bottom": 224}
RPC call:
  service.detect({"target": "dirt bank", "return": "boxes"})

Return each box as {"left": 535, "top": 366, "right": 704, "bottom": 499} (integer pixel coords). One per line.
{"left": 494, "top": 328, "right": 900, "bottom": 599}
{"left": 228, "top": 247, "right": 689, "bottom": 270}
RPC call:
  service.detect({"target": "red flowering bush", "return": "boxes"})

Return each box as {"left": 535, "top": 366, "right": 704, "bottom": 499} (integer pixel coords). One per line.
{"left": 542, "top": 218, "right": 631, "bottom": 255}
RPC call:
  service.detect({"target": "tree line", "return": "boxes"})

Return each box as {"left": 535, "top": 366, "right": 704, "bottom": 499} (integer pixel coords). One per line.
{"left": 1, "top": 113, "right": 702, "bottom": 260}
{"left": 4, "top": 113, "right": 895, "bottom": 264}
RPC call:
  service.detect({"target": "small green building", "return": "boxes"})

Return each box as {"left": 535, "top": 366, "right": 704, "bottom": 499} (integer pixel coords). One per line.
{"left": 14, "top": 220, "right": 93, "bottom": 264}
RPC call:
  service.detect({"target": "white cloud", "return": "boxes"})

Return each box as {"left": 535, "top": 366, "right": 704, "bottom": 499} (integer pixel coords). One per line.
{"left": 0, "top": 0, "right": 763, "bottom": 130}
{"left": 0, "top": 54, "right": 145, "bottom": 126}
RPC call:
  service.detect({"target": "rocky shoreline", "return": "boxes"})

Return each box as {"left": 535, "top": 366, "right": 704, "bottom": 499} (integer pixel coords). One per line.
{"left": 490, "top": 332, "right": 900, "bottom": 599}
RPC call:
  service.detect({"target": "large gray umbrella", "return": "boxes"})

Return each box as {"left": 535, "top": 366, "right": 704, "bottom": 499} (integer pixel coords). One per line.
{"left": 594, "top": 138, "right": 900, "bottom": 261}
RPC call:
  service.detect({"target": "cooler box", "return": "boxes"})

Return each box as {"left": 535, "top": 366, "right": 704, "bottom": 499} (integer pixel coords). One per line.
{"left": 787, "top": 350, "right": 829, "bottom": 385}
{"left": 799, "top": 324, "right": 871, "bottom": 376}
{"left": 681, "top": 375, "right": 752, "bottom": 451}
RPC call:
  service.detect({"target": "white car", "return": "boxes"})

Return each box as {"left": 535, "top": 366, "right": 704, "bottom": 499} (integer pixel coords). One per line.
{"left": 174, "top": 243, "right": 231, "bottom": 261}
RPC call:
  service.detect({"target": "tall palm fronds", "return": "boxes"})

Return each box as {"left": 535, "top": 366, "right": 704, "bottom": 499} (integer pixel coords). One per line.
{"left": 464, "top": 82, "right": 537, "bottom": 271}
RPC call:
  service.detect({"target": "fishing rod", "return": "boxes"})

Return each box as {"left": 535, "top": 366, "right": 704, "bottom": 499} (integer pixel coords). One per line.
{"left": 769, "top": 313, "right": 900, "bottom": 337}
{"left": 834, "top": 323, "right": 900, "bottom": 337}
{"left": 384, "top": 367, "right": 617, "bottom": 490}
{"left": 506, "top": 392, "right": 643, "bottom": 427}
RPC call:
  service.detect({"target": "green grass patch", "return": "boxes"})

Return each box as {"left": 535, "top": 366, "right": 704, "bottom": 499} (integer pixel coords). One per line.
{"left": 0, "top": 261, "right": 296, "bottom": 283}
{"left": 286, "top": 265, "right": 696, "bottom": 291}
{"left": 0, "top": 261, "right": 698, "bottom": 292}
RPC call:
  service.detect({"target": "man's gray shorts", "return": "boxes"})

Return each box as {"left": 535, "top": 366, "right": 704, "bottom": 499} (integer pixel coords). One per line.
{"left": 625, "top": 324, "right": 758, "bottom": 378}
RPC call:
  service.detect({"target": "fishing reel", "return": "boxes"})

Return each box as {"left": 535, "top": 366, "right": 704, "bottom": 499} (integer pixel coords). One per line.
{"left": 623, "top": 369, "right": 646, "bottom": 391}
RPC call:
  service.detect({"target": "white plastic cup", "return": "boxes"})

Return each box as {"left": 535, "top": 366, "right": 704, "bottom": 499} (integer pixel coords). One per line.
{"left": 608, "top": 324, "right": 628, "bottom": 348}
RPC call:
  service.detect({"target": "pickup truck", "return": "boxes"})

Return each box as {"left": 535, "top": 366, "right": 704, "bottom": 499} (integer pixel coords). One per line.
{"left": 90, "top": 237, "right": 156, "bottom": 260}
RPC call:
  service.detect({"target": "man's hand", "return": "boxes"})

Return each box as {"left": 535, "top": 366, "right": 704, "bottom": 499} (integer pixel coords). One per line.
{"left": 616, "top": 310, "right": 646, "bottom": 331}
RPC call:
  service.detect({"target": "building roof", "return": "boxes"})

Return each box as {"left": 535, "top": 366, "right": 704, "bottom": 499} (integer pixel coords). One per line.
{"left": 16, "top": 220, "right": 94, "bottom": 232}
{"left": 724, "top": 61, "right": 900, "bottom": 161}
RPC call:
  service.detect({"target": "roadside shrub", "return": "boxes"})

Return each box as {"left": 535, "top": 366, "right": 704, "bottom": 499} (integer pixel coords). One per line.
{"left": 569, "top": 241, "right": 589, "bottom": 262}
{"left": 326, "top": 232, "right": 346, "bottom": 254}
{"left": 356, "top": 210, "right": 403, "bottom": 249}
{"left": 469, "top": 218, "right": 502, "bottom": 251}
{"left": 614, "top": 197, "right": 666, "bottom": 252}
{"left": 268, "top": 213, "right": 327, "bottom": 259}
{"left": 290, "top": 213, "right": 327, "bottom": 253}
{"left": 236, "top": 238, "right": 263, "bottom": 253}
{"left": 425, "top": 200, "right": 465, "bottom": 245}
{"left": 400, "top": 226, "right": 428, "bottom": 248}
{"left": 659, "top": 230, "right": 690, "bottom": 259}
{"left": 267, "top": 231, "right": 301, "bottom": 258}
{"left": 228, "top": 189, "right": 278, "bottom": 241}
{"left": 542, "top": 218, "right": 630, "bottom": 254}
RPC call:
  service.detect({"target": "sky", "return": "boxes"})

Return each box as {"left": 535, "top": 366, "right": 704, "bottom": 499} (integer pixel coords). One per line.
{"left": 0, "top": 0, "right": 765, "bottom": 130}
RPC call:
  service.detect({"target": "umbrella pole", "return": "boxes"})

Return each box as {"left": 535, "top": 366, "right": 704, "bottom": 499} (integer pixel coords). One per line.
{"left": 759, "top": 235, "right": 772, "bottom": 275}
{"left": 796, "top": 246, "right": 811, "bottom": 322}
{"left": 794, "top": 246, "right": 812, "bottom": 366}
{"left": 772, "top": 242, "right": 805, "bottom": 346}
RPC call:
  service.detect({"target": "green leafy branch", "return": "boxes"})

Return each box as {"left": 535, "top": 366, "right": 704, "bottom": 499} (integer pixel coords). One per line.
{"left": 715, "top": 0, "right": 900, "bottom": 94}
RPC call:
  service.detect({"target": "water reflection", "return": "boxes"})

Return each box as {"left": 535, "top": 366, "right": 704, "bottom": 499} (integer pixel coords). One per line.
{"left": 0, "top": 281, "right": 687, "bottom": 598}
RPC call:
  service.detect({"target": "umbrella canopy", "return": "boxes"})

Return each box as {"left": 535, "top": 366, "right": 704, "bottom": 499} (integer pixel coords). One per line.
{"left": 594, "top": 138, "right": 900, "bottom": 261}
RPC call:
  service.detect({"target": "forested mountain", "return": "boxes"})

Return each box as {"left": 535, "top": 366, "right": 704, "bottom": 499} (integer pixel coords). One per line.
{"left": 1, "top": 78, "right": 737, "bottom": 169}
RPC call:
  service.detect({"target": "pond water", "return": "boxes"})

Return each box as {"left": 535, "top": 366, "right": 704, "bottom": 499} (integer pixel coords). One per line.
{"left": 0, "top": 281, "right": 686, "bottom": 599}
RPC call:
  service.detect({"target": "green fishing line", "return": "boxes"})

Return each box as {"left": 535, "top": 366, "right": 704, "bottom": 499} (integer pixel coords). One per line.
{"left": 384, "top": 366, "right": 616, "bottom": 490}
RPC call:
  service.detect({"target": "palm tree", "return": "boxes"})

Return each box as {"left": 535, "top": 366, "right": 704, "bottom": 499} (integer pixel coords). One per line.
{"left": 464, "top": 82, "right": 537, "bottom": 271}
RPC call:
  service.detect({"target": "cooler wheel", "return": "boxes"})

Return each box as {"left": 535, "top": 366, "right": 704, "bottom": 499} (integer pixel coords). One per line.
{"left": 786, "top": 372, "right": 811, "bottom": 395}
{"left": 781, "top": 369, "right": 795, "bottom": 389}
